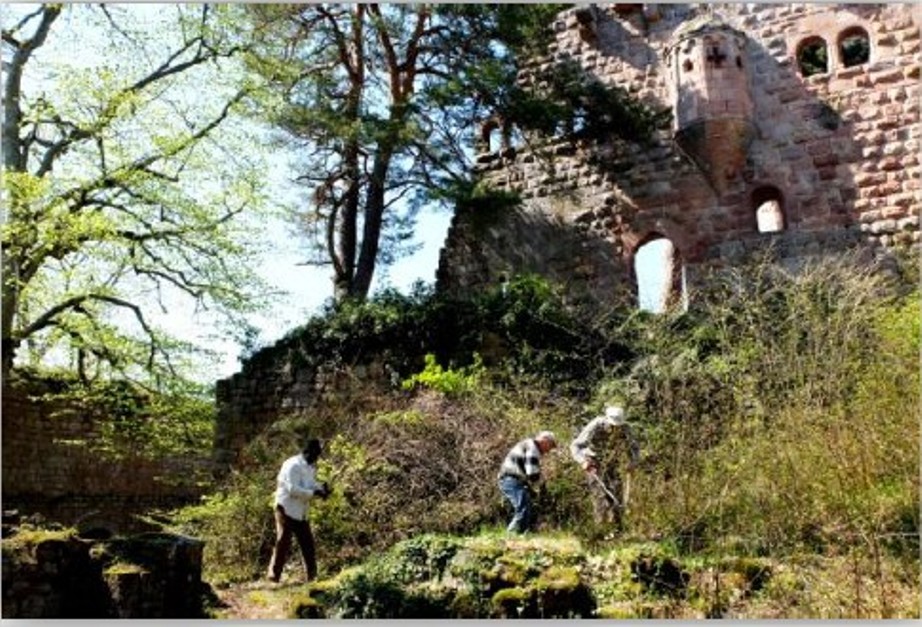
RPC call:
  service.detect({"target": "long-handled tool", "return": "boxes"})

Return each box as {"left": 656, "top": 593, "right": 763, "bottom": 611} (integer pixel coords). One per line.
{"left": 622, "top": 469, "right": 632, "bottom": 513}
{"left": 589, "top": 472, "right": 621, "bottom": 509}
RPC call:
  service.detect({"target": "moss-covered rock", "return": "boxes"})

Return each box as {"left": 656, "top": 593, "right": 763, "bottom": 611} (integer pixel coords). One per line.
{"left": 289, "top": 593, "right": 324, "bottom": 619}
{"left": 491, "top": 585, "right": 533, "bottom": 617}
{"left": 534, "top": 565, "right": 596, "bottom": 617}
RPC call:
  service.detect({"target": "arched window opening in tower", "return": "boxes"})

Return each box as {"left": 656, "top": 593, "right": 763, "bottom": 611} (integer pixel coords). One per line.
{"left": 635, "top": 237, "right": 686, "bottom": 314}
{"left": 752, "top": 186, "right": 786, "bottom": 233}
{"left": 797, "top": 36, "right": 828, "bottom": 77}
{"left": 839, "top": 27, "right": 870, "bottom": 68}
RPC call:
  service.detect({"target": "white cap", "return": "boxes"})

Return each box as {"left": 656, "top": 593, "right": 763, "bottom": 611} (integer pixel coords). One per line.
{"left": 604, "top": 405, "right": 625, "bottom": 425}
{"left": 536, "top": 430, "right": 557, "bottom": 446}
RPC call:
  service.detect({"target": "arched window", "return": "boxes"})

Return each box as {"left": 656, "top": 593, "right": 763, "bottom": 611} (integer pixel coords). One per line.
{"left": 634, "top": 236, "right": 687, "bottom": 313}
{"left": 839, "top": 26, "right": 870, "bottom": 68}
{"left": 752, "top": 186, "right": 786, "bottom": 233}
{"left": 797, "top": 36, "right": 828, "bottom": 77}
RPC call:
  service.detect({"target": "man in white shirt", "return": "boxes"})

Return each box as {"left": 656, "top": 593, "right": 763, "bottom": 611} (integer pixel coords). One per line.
{"left": 267, "top": 439, "right": 330, "bottom": 583}
{"left": 570, "top": 405, "right": 640, "bottom": 534}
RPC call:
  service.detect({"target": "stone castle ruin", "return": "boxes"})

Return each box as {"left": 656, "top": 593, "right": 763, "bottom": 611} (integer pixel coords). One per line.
{"left": 436, "top": 3, "right": 920, "bottom": 311}
{"left": 212, "top": 3, "right": 919, "bottom": 471}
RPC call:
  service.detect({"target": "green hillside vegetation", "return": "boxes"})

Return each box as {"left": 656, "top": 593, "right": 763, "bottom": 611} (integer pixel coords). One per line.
{"left": 169, "top": 252, "right": 919, "bottom": 618}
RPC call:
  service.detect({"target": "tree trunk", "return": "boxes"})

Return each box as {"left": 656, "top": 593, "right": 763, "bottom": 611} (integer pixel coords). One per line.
{"left": 1, "top": 6, "right": 61, "bottom": 377}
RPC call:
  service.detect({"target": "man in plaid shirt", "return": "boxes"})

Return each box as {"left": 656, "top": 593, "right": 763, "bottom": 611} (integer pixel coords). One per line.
{"left": 497, "top": 430, "right": 557, "bottom": 533}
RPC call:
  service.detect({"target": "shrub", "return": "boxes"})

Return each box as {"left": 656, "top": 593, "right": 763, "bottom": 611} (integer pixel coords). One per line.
{"left": 401, "top": 353, "right": 485, "bottom": 395}
{"left": 610, "top": 254, "right": 918, "bottom": 557}
{"left": 168, "top": 470, "right": 275, "bottom": 585}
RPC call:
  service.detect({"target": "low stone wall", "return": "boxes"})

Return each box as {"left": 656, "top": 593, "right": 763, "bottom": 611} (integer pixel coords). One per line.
{"left": 1, "top": 373, "right": 212, "bottom": 535}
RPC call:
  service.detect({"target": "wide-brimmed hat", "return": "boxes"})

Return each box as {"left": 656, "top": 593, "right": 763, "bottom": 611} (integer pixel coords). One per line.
{"left": 604, "top": 405, "right": 625, "bottom": 425}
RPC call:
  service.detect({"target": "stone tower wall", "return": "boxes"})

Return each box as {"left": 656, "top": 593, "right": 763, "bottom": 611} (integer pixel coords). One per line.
{"left": 437, "top": 3, "right": 920, "bottom": 306}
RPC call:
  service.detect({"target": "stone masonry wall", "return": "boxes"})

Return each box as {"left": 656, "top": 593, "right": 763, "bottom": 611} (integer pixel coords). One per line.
{"left": 213, "top": 337, "right": 389, "bottom": 473}
{"left": 2, "top": 374, "right": 209, "bottom": 534}
{"left": 213, "top": 343, "right": 319, "bottom": 471}
{"left": 437, "top": 3, "right": 920, "bottom": 304}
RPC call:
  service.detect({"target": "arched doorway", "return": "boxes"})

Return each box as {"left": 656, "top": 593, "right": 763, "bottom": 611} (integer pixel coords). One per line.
{"left": 752, "top": 186, "right": 786, "bottom": 233}
{"left": 634, "top": 235, "right": 686, "bottom": 313}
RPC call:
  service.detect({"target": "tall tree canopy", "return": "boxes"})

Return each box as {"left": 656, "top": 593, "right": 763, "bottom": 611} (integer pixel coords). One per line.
{"left": 243, "top": 4, "right": 663, "bottom": 304}
{"left": 1, "top": 4, "right": 271, "bottom": 386}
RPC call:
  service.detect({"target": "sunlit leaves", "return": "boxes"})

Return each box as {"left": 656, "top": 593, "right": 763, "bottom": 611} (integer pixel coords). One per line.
{"left": 2, "top": 4, "right": 272, "bottom": 387}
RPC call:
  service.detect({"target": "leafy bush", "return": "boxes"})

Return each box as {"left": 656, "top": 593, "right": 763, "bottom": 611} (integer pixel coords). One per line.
{"left": 402, "top": 353, "right": 485, "bottom": 395}
{"left": 168, "top": 470, "right": 275, "bottom": 585}
{"left": 243, "top": 273, "right": 628, "bottom": 400}
{"left": 617, "top": 255, "right": 919, "bottom": 557}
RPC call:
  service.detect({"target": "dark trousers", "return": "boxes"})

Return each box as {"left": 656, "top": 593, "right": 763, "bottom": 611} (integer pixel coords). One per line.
{"left": 267, "top": 505, "right": 317, "bottom": 582}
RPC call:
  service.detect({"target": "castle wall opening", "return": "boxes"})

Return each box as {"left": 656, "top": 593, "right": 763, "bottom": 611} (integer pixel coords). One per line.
{"left": 635, "top": 236, "right": 686, "bottom": 314}
{"left": 753, "top": 186, "right": 786, "bottom": 234}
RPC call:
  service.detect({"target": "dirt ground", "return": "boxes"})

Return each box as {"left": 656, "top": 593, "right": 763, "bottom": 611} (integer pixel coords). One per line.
{"left": 212, "top": 579, "right": 305, "bottom": 620}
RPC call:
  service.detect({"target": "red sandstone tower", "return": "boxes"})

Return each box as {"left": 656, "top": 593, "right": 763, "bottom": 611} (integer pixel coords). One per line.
{"left": 667, "top": 15, "right": 756, "bottom": 195}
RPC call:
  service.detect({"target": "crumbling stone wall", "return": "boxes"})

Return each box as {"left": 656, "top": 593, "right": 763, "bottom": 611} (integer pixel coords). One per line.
{"left": 1, "top": 527, "right": 207, "bottom": 618}
{"left": 1, "top": 373, "right": 210, "bottom": 534}
{"left": 214, "top": 336, "right": 391, "bottom": 473}
{"left": 437, "top": 3, "right": 920, "bottom": 305}
{"left": 213, "top": 341, "right": 322, "bottom": 471}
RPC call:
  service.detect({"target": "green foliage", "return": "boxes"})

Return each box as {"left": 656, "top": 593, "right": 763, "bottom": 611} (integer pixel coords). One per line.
{"left": 309, "top": 532, "right": 600, "bottom": 618}
{"left": 250, "top": 273, "right": 625, "bottom": 398}
{"left": 438, "top": 180, "right": 522, "bottom": 234}
{"left": 798, "top": 40, "right": 828, "bottom": 76}
{"left": 840, "top": 32, "right": 870, "bottom": 67}
{"left": 3, "top": 4, "right": 273, "bottom": 387}
{"left": 1, "top": 525, "right": 77, "bottom": 554}
{"left": 15, "top": 368, "right": 215, "bottom": 462}
{"left": 616, "top": 255, "right": 918, "bottom": 560}
{"left": 402, "top": 353, "right": 485, "bottom": 395}
{"left": 168, "top": 470, "right": 276, "bottom": 585}
{"left": 507, "top": 59, "right": 672, "bottom": 146}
